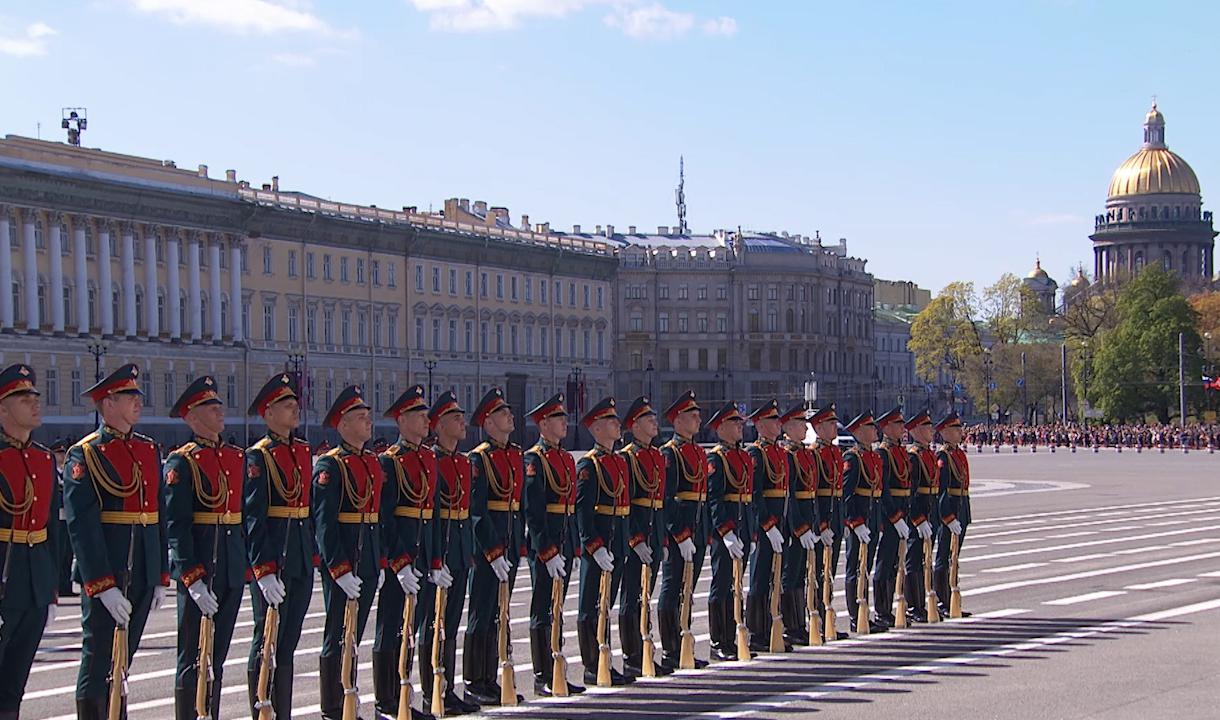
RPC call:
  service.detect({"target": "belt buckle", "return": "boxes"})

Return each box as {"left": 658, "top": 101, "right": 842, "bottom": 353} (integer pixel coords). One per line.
{"left": 27, "top": 531, "right": 35, "bottom": 547}
{"left": 222, "top": 510, "right": 234, "bottom": 524}
{"left": 139, "top": 511, "right": 149, "bottom": 526}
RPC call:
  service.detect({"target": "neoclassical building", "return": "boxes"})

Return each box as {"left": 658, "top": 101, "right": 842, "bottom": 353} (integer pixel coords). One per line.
{"left": 0, "top": 135, "right": 615, "bottom": 446}
{"left": 1091, "top": 103, "right": 1216, "bottom": 284}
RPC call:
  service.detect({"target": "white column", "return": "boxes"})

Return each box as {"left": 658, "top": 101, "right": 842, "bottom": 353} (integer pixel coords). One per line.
{"left": 166, "top": 232, "right": 181, "bottom": 340}
{"left": 47, "top": 212, "right": 65, "bottom": 334}
{"left": 229, "top": 240, "right": 243, "bottom": 343}
{"left": 21, "top": 210, "right": 39, "bottom": 333}
{"left": 72, "top": 217, "right": 88, "bottom": 335}
{"left": 0, "top": 207, "right": 12, "bottom": 331}
{"left": 188, "top": 234, "right": 202, "bottom": 342}
{"left": 98, "top": 222, "right": 114, "bottom": 337}
{"left": 209, "top": 239, "right": 222, "bottom": 343}
{"left": 144, "top": 228, "right": 158, "bottom": 339}
{"left": 121, "top": 224, "right": 137, "bottom": 338}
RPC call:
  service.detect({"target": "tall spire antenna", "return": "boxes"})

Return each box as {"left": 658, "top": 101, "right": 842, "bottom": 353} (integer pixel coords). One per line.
{"left": 675, "top": 155, "right": 688, "bottom": 235}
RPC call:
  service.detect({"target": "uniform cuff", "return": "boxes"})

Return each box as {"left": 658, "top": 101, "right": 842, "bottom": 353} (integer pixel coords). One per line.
{"left": 538, "top": 545, "right": 559, "bottom": 563}
{"left": 793, "top": 524, "right": 811, "bottom": 538}
{"left": 761, "top": 516, "right": 777, "bottom": 532}
{"left": 889, "top": 511, "right": 906, "bottom": 524}
{"left": 846, "top": 517, "right": 865, "bottom": 530}
{"left": 252, "top": 561, "right": 279, "bottom": 580}
{"left": 328, "top": 560, "right": 353, "bottom": 580}
{"left": 628, "top": 533, "right": 646, "bottom": 548}
{"left": 717, "top": 520, "right": 736, "bottom": 537}
{"left": 818, "top": 520, "right": 830, "bottom": 532}
{"left": 484, "top": 545, "right": 505, "bottom": 563}
{"left": 389, "top": 554, "right": 414, "bottom": 573}
{"left": 673, "top": 528, "right": 692, "bottom": 544}
{"left": 84, "top": 575, "right": 116, "bottom": 597}
{"left": 378, "top": 557, "right": 388, "bottom": 570}
{"left": 181, "top": 565, "right": 206, "bottom": 587}
{"left": 584, "top": 537, "right": 604, "bottom": 555}
{"left": 911, "top": 514, "right": 928, "bottom": 527}
{"left": 942, "top": 513, "right": 957, "bottom": 525}
{"left": 161, "top": 572, "right": 171, "bottom": 587}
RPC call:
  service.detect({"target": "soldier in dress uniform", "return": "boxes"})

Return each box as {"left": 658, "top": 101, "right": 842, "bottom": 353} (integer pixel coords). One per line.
{"left": 463, "top": 388, "right": 526, "bottom": 706}
{"left": 744, "top": 400, "right": 791, "bottom": 652}
{"left": 521, "top": 394, "right": 584, "bottom": 696}
{"left": 704, "top": 401, "right": 752, "bottom": 661}
{"left": 50, "top": 437, "right": 76, "bottom": 597}
{"left": 416, "top": 391, "right": 480, "bottom": 716}
{"left": 163, "top": 375, "right": 249, "bottom": 719}
{"left": 244, "top": 373, "right": 316, "bottom": 720}
{"left": 0, "top": 364, "right": 61, "bottom": 720}
{"left": 779, "top": 404, "right": 819, "bottom": 647}
{"left": 933, "top": 412, "right": 972, "bottom": 619}
{"left": 808, "top": 405, "right": 844, "bottom": 640}
{"left": 64, "top": 363, "right": 170, "bottom": 719}
{"left": 616, "top": 396, "right": 669, "bottom": 678}
{"left": 902, "top": 409, "right": 938, "bottom": 623}
{"left": 574, "top": 397, "right": 632, "bottom": 687}
{"left": 313, "top": 385, "right": 389, "bottom": 720}
{"left": 873, "top": 406, "right": 912, "bottom": 628}
{"left": 841, "top": 411, "right": 887, "bottom": 634}
{"left": 372, "top": 384, "right": 432, "bottom": 720}
{"left": 657, "top": 390, "right": 709, "bottom": 670}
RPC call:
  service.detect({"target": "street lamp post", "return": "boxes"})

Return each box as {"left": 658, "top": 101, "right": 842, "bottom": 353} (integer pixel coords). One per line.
{"left": 645, "top": 359, "right": 654, "bottom": 399}
{"left": 423, "top": 355, "right": 438, "bottom": 397}
{"left": 87, "top": 341, "right": 106, "bottom": 427}
{"left": 286, "top": 352, "right": 305, "bottom": 438}
{"left": 570, "top": 364, "right": 583, "bottom": 447}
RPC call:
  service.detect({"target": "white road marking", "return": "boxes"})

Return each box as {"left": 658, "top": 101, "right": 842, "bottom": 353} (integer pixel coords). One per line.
{"left": 1125, "top": 578, "right": 1196, "bottom": 590}
{"left": 1053, "top": 553, "right": 1112, "bottom": 563}
{"left": 981, "top": 562, "right": 1047, "bottom": 574}
{"left": 1044, "top": 590, "right": 1127, "bottom": 606}
{"left": 1198, "top": 571, "right": 1220, "bottom": 578}
{"left": 964, "top": 550, "right": 1220, "bottom": 597}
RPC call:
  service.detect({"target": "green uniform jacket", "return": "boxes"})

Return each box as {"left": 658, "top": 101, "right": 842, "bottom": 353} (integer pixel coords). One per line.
{"left": 163, "top": 437, "right": 250, "bottom": 592}
{"left": 0, "top": 433, "right": 61, "bottom": 609}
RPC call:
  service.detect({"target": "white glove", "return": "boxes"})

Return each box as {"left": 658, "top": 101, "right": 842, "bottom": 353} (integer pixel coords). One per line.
{"left": 853, "top": 524, "right": 872, "bottom": 545}
{"left": 663, "top": 545, "right": 669, "bottom": 563}
{"left": 397, "top": 566, "right": 420, "bottom": 595}
{"left": 798, "top": 530, "right": 817, "bottom": 551}
{"left": 947, "top": 519, "right": 963, "bottom": 536}
{"left": 765, "top": 526, "right": 784, "bottom": 554}
{"left": 490, "top": 555, "right": 512, "bottom": 583}
{"left": 894, "top": 518, "right": 911, "bottom": 540}
{"left": 677, "top": 537, "right": 696, "bottom": 563}
{"left": 633, "top": 543, "right": 654, "bottom": 566}
{"left": 98, "top": 588, "right": 133, "bottom": 627}
{"left": 153, "top": 584, "right": 169, "bottom": 611}
{"left": 44, "top": 602, "right": 57, "bottom": 635}
{"left": 188, "top": 582, "right": 219, "bottom": 617}
{"left": 722, "top": 530, "right": 745, "bottom": 561}
{"left": 258, "top": 574, "right": 286, "bottom": 607}
{"left": 818, "top": 528, "right": 834, "bottom": 546}
{"left": 377, "top": 569, "right": 385, "bottom": 592}
{"left": 544, "top": 554, "right": 567, "bottom": 579}
{"left": 334, "top": 571, "right": 362, "bottom": 600}
{"left": 412, "top": 566, "right": 424, "bottom": 579}
{"left": 592, "top": 547, "right": 614, "bottom": 573}
{"left": 916, "top": 521, "right": 933, "bottom": 540}
{"left": 429, "top": 566, "right": 453, "bottom": 589}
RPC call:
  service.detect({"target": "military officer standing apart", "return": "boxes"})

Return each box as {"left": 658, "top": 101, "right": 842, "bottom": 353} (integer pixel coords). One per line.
{"left": 418, "top": 391, "right": 480, "bottom": 716}
{"left": 873, "top": 407, "right": 912, "bottom": 628}
{"left": 933, "top": 413, "right": 972, "bottom": 619}
{"left": 244, "top": 373, "right": 316, "bottom": 720}
{"left": 841, "top": 411, "right": 886, "bottom": 634}
{"left": 464, "top": 388, "right": 525, "bottom": 706}
{"left": 704, "top": 402, "right": 752, "bottom": 662}
{"left": 313, "top": 385, "right": 389, "bottom": 720}
{"left": 657, "top": 390, "right": 708, "bottom": 670}
{"left": 65, "top": 363, "right": 170, "bottom": 719}
{"left": 0, "top": 364, "right": 61, "bottom": 720}
{"left": 779, "top": 404, "right": 819, "bottom": 647}
{"left": 372, "top": 385, "right": 432, "bottom": 720}
{"left": 616, "top": 397, "right": 668, "bottom": 678}
{"left": 744, "top": 400, "right": 791, "bottom": 653}
{"left": 902, "top": 410, "right": 938, "bottom": 623}
{"left": 808, "top": 406, "right": 844, "bottom": 640}
{"left": 521, "top": 394, "right": 583, "bottom": 696}
{"left": 575, "top": 397, "right": 632, "bottom": 687}
{"left": 164, "top": 376, "right": 248, "bottom": 719}
{"left": 50, "top": 438, "right": 76, "bottom": 598}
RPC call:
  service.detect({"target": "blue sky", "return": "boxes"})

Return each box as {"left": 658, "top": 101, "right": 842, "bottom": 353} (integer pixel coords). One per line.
{"left": 2, "top": 1, "right": 1217, "bottom": 295}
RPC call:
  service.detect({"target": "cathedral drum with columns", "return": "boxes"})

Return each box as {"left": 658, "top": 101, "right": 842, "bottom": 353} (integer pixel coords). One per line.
{"left": 1091, "top": 103, "right": 1216, "bottom": 284}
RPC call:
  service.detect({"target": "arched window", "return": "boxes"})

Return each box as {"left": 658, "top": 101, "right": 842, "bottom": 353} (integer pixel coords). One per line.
{"left": 1163, "top": 250, "right": 1173, "bottom": 269}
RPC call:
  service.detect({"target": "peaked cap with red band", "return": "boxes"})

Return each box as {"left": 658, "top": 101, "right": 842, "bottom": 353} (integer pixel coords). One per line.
{"left": 82, "top": 363, "right": 143, "bottom": 402}
{"left": 0, "top": 364, "right": 39, "bottom": 402}
{"left": 171, "top": 375, "right": 223, "bottom": 418}
{"left": 705, "top": 401, "right": 743, "bottom": 431}
{"left": 779, "top": 402, "right": 809, "bottom": 424}
{"left": 324, "top": 385, "right": 370, "bottom": 429}
{"left": 472, "top": 387, "right": 511, "bottom": 426}
{"left": 934, "top": 412, "right": 962, "bottom": 432}
{"left": 622, "top": 396, "right": 656, "bottom": 430}
{"left": 748, "top": 399, "right": 781, "bottom": 423}
{"left": 808, "top": 404, "right": 837, "bottom": 425}
{"left": 581, "top": 396, "right": 618, "bottom": 428}
{"left": 904, "top": 408, "right": 933, "bottom": 431}
{"left": 249, "top": 373, "right": 298, "bottom": 417}
{"left": 527, "top": 393, "right": 567, "bottom": 424}
{"left": 663, "top": 389, "right": 700, "bottom": 424}
{"left": 876, "top": 405, "right": 905, "bottom": 428}
{"left": 844, "top": 410, "right": 875, "bottom": 433}
{"left": 384, "top": 384, "right": 428, "bottom": 420}
{"left": 427, "top": 390, "right": 463, "bottom": 430}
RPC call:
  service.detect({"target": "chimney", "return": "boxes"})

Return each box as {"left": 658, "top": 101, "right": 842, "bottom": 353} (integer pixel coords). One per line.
{"left": 271, "top": 176, "right": 279, "bottom": 192}
{"left": 520, "top": 214, "right": 529, "bottom": 229}
{"left": 473, "top": 200, "right": 488, "bottom": 215}
{"left": 595, "top": 225, "right": 602, "bottom": 235}
{"left": 459, "top": 198, "right": 470, "bottom": 212}
{"left": 403, "top": 206, "right": 417, "bottom": 214}
{"left": 225, "top": 169, "right": 237, "bottom": 182}
{"left": 657, "top": 225, "right": 668, "bottom": 235}
{"left": 534, "top": 222, "right": 550, "bottom": 233}
{"left": 490, "top": 206, "right": 509, "bottom": 225}
{"left": 197, "top": 164, "right": 208, "bottom": 178}
{"left": 573, "top": 224, "right": 582, "bottom": 234}
{"left": 261, "top": 183, "right": 271, "bottom": 191}
{"left": 605, "top": 224, "right": 614, "bottom": 238}
{"left": 628, "top": 225, "right": 636, "bottom": 234}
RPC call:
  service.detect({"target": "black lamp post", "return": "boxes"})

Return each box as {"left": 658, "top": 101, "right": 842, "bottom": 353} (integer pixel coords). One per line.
{"left": 423, "top": 355, "right": 438, "bottom": 396}
{"left": 87, "top": 341, "right": 106, "bottom": 427}
{"left": 645, "top": 359, "right": 654, "bottom": 399}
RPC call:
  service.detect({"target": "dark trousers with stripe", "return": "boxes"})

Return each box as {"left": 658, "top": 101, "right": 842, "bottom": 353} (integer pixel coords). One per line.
{"left": 247, "top": 571, "right": 314, "bottom": 719}
{"left": 76, "top": 582, "right": 156, "bottom": 700}
{"left": 0, "top": 604, "right": 50, "bottom": 712}
{"left": 416, "top": 566, "right": 470, "bottom": 704}
{"left": 174, "top": 580, "right": 243, "bottom": 718}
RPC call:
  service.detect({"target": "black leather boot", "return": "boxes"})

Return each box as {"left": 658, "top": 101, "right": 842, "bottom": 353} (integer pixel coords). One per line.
{"left": 75, "top": 697, "right": 108, "bottom": 720}
{"left": 657, "top": 605, "right": 680, "bottom": 670}
{"left": 273, "top": 663, "right": 296, "bottom": 720}
{"left": 529, "top": 626, "right": 552, "bottom": 695}
{"left": 578, "top": 619, "right": 599, "bottom": 686}
{"left": 173, "top": 686, "right": 193, "bottom": 720}
{"left": 461, "top": 632, "right": 494, "bottom": 706}
{"left": 707, "top": 600, "right": 732, "bottom": 661}
{"left": 318, "top": 655, "right": 343, "bottom": 720}
{"left": 372, "top": 650, "right": 399, "bottom": 718}
{"left": 247, "top": 667, "right": 261, "bottom": 719}
{"left": 933, "top": 567, "right": 951, "bottom": 618}
{"left": 780, "top": 591, "right": 809, "bottom": 646}
{"left": 746, "top": 594, "right": 768, "bottom": 652}
{"left": 619, "top": 610, "right": 642, "bottom": 675}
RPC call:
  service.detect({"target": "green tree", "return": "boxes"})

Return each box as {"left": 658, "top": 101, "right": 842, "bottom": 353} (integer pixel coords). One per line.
{"left": 909, "top": 281, "right": 982, "bottom": 385}
{"left": 1090, "top": 264, "right": 1203, "bottom": 422}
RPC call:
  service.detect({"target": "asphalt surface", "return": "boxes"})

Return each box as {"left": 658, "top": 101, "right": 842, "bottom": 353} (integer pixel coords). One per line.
{"left": 28, "top": 447, "right": 1220, "bottom": 720}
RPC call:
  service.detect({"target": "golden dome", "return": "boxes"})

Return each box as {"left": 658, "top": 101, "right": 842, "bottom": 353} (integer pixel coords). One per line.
{"left": 1107, "top": 147, "right": 1200, "bottom": 198}
{"left": 1026, "top": 258, "right": 1050, "bottom": 280}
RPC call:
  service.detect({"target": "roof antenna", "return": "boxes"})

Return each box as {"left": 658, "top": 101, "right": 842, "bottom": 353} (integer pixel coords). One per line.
{"left": 675, "top": 155, "right": 688, "bottom": 236}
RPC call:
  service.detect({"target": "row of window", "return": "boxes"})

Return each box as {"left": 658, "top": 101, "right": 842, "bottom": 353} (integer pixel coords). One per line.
{"left": 272, "top": 247, "right": 397, "bottom": 288}
{"left": 627, "top": 308, "right": 869, "bottom": 337}
{"left": 628, "top": 347, "right": 875, "bottom": 376}
{"left": 622, "top": 282, "right": 872, "bottom": 307}
{"left": 414, "top": 264, "right": 605, "bottom": 310}
{"left": 411, "top": 317, "right": 607, "bottom": 362}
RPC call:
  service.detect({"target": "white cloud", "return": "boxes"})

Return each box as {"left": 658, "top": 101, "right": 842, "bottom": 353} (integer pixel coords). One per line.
{"left": 604, "top": 3, "right": 693, "bottom": 40}
{"left": 0, "top": 21, "right": 57, "bottom": 57}
{"left": 702, "top": 16, "right": 736, "bottom": 37}
{"left": 129, "top": 0, "right": 332, "bottom": 35}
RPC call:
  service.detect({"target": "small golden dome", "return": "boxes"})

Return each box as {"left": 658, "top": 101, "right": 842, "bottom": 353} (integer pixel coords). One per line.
{"left": 1107, "top": 147, "right": 1200, "bottom": 198}
{"left": 1026, "top": 258, "right": 1049, "bottom": 280}
{"left": 1069, "top": 266, "right": 1089, "bottom": 288}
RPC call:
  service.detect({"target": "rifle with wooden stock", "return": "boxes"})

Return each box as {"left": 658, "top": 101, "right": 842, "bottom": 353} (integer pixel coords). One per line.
{"left": 107, "top": 523, "right": 137, "bottom": 720}
{"left": 924, "top": 534, "right": 938, "bottom": 623}
{"left": 256, "top": 508, "right": 297, "bottom": 720}
{"left": 949, "top": 531, "right": 962, "bottom": 618}
{"left": 195, "top": 518, "right": 222, "bottom": 719}
{"left": 678, "top": 453, "right": 705, "bottom": 670}
{"left": 549, "top": 496, "right": 572, "bottom": 696}
{"left": 340, "top": 513, "right": 368, "bottom": 720}
{"left": 499, "top": 470, "right": 519, "bottom": 706}
{"left": 432, "top": 493, "right": 457, "bottom": 718}
{"left": 767, "top": 445, "right": 787, "bottom": 653}
{"left": 638, "top": 452, "right": 659, "bottom": 677}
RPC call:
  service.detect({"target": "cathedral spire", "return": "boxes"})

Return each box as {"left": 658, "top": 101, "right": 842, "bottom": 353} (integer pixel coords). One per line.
{"left": 1143, "top": 101, "right": 1166, "bottom": 149}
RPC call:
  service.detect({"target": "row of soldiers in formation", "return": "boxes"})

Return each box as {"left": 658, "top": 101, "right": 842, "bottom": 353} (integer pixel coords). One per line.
{"left": 0, "top": 360, "right": 972, "bottom": 720}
